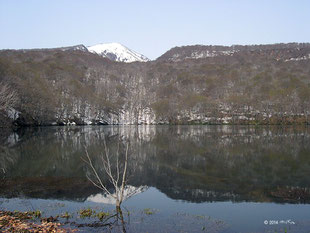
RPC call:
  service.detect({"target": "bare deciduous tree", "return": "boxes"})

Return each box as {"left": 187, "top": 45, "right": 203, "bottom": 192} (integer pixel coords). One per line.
{"left": 82, "top": 137, "right": 132, "bottom": 210}
{"left": 0, "top": 83, "right": 18, "bottom": 111}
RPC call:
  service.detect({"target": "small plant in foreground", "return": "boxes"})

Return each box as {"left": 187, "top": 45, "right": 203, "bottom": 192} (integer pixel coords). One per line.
{"left": 143, "top": 208, "right": 156, "bottom": 215}
{"left": 79, "top": 208, "right": 95, "bottom": 218}
{"left": 96, "top": 211, "right": 110, "bottom": 221}
{"left": 28, "top": 210, "right": 41, "bottom": 218}
{"left": 61, "top": 211, "right": 71, "bottom": 220}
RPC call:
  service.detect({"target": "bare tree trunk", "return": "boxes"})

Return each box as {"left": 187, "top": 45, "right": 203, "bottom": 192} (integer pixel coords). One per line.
{"left": 116, "top": 206, "right": 126, "bottom": 233}
{"left": 118, "top": 143, "right": 129, "bottom": 208}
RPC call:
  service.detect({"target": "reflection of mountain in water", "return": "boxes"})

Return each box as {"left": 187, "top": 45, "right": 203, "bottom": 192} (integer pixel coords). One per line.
{"left": 87, "top": 185, "right": 148, "bottom": 204}
{"left": 1, "top": 126, "right": 310, "bottom": 203}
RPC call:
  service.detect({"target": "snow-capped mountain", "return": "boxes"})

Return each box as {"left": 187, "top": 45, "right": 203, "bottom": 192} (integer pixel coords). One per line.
{"left": 87, "top": 42, "right": 150, "bottom": 63}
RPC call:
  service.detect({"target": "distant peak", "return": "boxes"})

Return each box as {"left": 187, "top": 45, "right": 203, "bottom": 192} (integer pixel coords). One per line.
{"left": 87, "top": 42, "right": 149, "bottom": 63}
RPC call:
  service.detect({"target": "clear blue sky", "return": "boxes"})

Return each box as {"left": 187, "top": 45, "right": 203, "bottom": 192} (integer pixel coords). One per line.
{"left": 1, "top": 0, "right": 310, "bottom": 59}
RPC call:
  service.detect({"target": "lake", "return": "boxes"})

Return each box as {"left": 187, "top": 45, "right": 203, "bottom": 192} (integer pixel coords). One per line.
{"left": 1, "top": 125, "right": 310, "bottom": 232}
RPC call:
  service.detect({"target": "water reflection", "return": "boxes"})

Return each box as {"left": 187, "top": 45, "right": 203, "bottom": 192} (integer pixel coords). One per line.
{"left": 0, "top": 125, "right": 310, "bottom": 203}
{"left": 87, "top": 185, "right": 148, "bottom": 204}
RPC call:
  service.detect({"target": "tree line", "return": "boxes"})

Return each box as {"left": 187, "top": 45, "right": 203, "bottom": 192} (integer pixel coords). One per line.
{"left": 0, "top": 44, "right": 310, "bottom": 127}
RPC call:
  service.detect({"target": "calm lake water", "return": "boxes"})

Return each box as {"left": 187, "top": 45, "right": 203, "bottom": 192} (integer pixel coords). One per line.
{"left": 1, "top": 125, "right": 310, "bottom": 232}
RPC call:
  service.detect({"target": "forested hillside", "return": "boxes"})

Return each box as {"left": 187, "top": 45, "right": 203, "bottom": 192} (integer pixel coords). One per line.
{"left": 0, "top": 43, "right": 310, "bottom": 127}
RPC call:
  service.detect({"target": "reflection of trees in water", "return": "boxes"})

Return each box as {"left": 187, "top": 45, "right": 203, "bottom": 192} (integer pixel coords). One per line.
{"left": 144, "top": 126, "right": 310, "bottom": 202}
{"left": 0, "top": 145, "right": 19, "bottom": 173}
{"left": 0, "top": 125, "right": 310, "bottom": 202}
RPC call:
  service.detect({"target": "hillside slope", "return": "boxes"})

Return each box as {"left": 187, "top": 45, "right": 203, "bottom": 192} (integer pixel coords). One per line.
{"left": 0, "top": 43, "right": 310, "bottom": 126}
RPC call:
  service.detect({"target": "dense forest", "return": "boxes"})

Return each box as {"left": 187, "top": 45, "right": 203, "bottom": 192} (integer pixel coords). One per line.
{"left": 0, "top": 43, "right": 310, "bottom": 127}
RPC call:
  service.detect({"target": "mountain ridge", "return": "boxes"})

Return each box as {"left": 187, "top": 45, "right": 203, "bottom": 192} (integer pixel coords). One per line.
{"left": 2, "top": 42, "right": 310, "bottom": 63}
{"left": 1, "top": 42, "right": 310, "bottom": 127}
{"left": 0, "top": 43, "right": 150, "bottom": 63}
{"left": 157, "top": 42, "right": 310, "bottom": 62}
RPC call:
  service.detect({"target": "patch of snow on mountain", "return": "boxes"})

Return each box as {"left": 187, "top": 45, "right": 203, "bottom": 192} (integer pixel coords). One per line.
{"left": 285, "top": 54, "right": 310, "bottom": 62}
{"left": 186, "top": 50, "right": 239, "bottom": 61}
{"left": 60, "top": 44, "right": 88, "bottom": 52}
{"left": 220, "top": 50, "right": 238, "bottom": 56}
{"left": 87, "top": 43, "right": 150, "bottom": 63}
